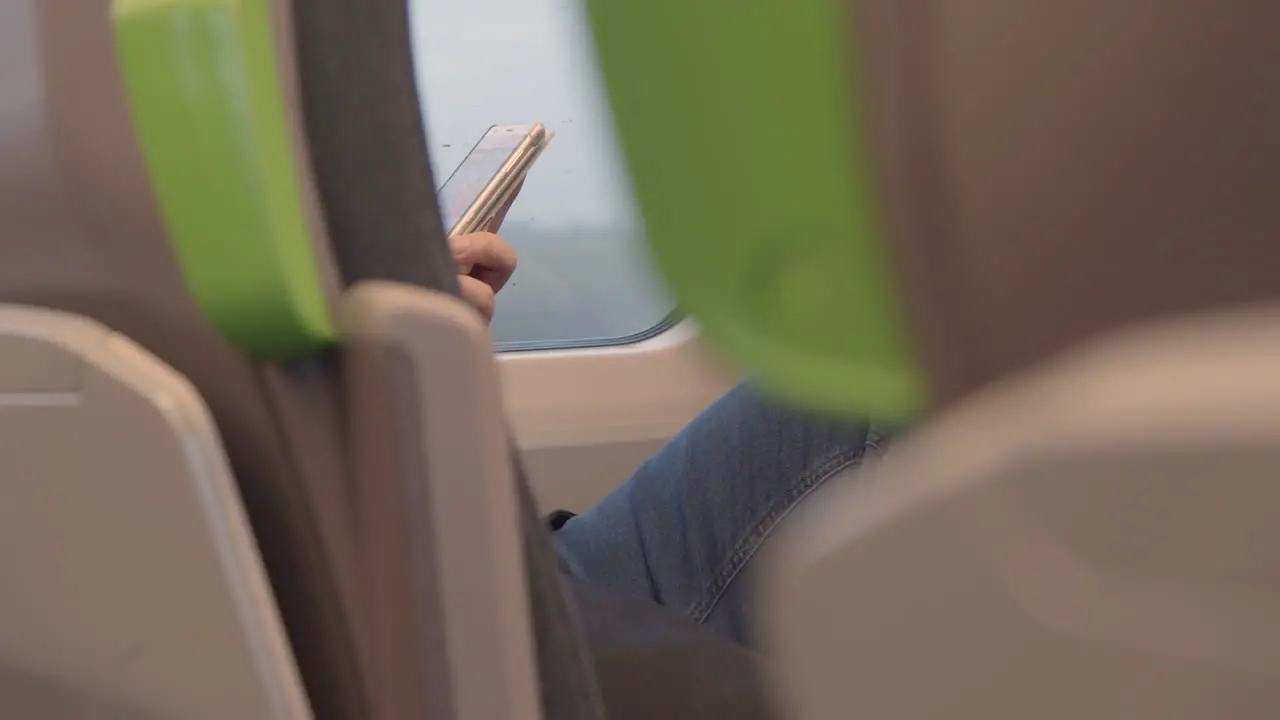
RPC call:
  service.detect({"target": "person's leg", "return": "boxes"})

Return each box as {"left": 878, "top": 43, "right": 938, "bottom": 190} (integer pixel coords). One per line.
{"left": 553, "top": 382, "right": 885, "bottom": 647}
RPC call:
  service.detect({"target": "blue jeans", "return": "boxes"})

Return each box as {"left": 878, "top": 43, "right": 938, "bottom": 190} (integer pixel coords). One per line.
{"left": 553, "top": 383, "right": 885, "bottom": 647}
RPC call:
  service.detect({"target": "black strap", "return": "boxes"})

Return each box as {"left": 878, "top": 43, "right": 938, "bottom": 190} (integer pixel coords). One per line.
{"left": 291, "top": 0, "right": 459, "bottom": 292}
{"left": 514, "top": 455, "right": 609, "bottom": 718}
{"left": 290, "top": 2, "right": 607, "bottom": 718}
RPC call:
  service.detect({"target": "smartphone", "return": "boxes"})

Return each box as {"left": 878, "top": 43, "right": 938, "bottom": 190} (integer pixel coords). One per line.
{"left": 438, "top": 124, "right": 551, "bottom": 238}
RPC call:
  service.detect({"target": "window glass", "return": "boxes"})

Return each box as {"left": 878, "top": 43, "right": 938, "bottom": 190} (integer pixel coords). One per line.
{"left": 409, "top": 0, "right": 675, "bottom": 350}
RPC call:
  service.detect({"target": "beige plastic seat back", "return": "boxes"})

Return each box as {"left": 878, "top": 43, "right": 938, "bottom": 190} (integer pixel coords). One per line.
{"left": 762, "top": 2, "right": 1280, "bottom": 718}
{"left": 768, "top": 306, "right": 1280, "bottom": 719}
{"left": 0, "top": 1, "right": 550, "bottom": 718}
{"left": 0, "top": 305, "right": 312, "bottom": 719}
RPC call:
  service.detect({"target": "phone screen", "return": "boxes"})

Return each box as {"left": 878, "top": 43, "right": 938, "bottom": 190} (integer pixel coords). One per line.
{"left": 438, "top": 125, "right": 535, "bottom": 234}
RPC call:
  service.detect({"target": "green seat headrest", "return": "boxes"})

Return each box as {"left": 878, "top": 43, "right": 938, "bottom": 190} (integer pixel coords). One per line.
{"left": 114, "top": 0, "right": 336, "bottom": 361}
{"left": 586, "top": 0, "right": 925, "bottom": 421}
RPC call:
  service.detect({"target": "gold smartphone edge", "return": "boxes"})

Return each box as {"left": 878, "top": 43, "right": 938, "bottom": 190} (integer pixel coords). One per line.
{"left": 449, "top": 123, "right": 548, "bottom": 238}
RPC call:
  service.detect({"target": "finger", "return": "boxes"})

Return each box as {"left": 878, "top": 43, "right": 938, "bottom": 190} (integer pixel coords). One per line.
{"left": 450, "top": 232, "right": 517, "bottom": 293}
{"left": 458, "top": 274, "right": 496, "bottom": 322}
{"left": 485, "top": 179, "right": 525, "bottom": 233}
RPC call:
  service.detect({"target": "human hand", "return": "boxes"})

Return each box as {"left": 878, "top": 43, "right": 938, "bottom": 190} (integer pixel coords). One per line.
{"left": 450, "top": 181, "right": 522, "bottom": 322}
{"left": 451, "top": 231, "right": 517, "bottom": 322}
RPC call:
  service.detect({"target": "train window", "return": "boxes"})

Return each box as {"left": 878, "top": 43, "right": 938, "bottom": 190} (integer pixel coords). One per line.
{"left": 409, "top": 0, "right": 675, "bottom": 351}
